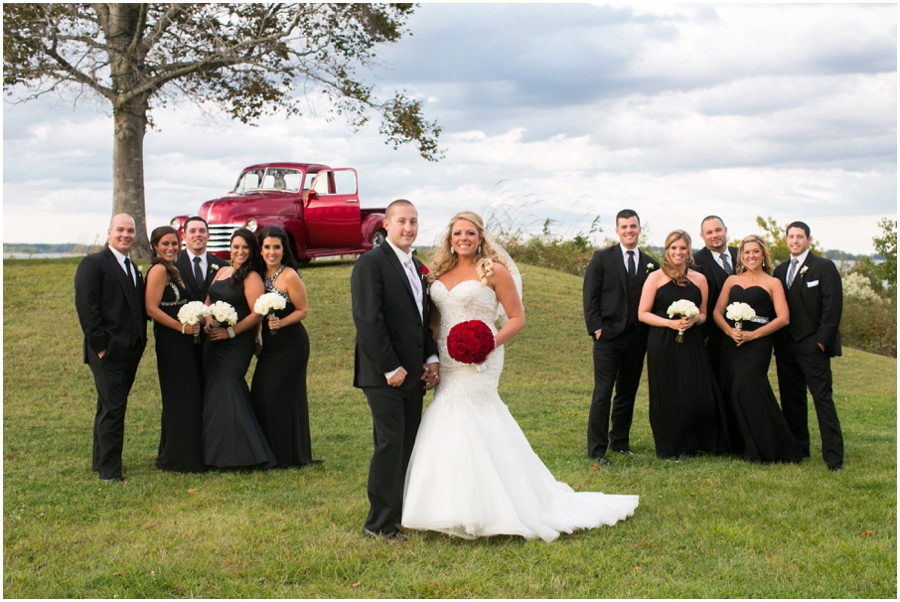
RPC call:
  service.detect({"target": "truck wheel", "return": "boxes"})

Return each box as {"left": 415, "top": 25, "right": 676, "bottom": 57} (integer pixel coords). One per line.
{"left": 371, "top": 229, "right": 386, "bottom": 247}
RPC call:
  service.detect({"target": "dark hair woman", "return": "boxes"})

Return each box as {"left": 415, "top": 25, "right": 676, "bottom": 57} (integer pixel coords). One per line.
{"left": 144, "top": 225, "right": 207, "bottom": 473}
{"left": 201, "top": 228, "right": 275, "bottom": 468}
{"left": 251, "top": 227, "right": 321, "bottom": 467}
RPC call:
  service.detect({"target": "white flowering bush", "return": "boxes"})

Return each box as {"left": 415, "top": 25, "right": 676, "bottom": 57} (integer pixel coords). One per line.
{"left": 843, "top": 272, "right": 881, "bottom": 302}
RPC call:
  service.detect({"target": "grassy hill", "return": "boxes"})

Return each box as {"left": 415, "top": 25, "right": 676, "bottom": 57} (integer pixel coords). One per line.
{"left": 3, "top": 257, "right": 896, "bottom": 597}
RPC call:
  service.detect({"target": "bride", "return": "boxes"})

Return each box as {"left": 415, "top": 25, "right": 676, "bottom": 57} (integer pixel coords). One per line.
{"left": 401, "top": 211, "right": 639, "bottom": 542}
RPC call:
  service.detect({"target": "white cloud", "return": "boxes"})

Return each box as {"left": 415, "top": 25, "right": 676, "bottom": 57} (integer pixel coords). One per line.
{"left": 3, "top": 4, "right": 895, "bottom": 255}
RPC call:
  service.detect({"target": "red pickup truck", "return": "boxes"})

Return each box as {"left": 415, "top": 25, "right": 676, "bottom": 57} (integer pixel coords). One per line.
{"left": 171, "top": 162, "right": 386, "bottom": 261}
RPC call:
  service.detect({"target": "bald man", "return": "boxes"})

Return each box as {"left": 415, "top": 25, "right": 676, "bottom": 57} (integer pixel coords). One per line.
{"left": 75, "top": 214, "right": 147, "bottom": 483}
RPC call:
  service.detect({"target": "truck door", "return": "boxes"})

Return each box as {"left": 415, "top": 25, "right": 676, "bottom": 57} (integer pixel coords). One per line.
{"left": 304, "top": 169, "right": 361, "bottom": 248}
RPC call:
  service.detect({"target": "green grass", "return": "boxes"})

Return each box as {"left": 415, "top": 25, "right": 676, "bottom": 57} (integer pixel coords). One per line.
{"left": 4, "top": 257, "right": 896, "bottom": 598}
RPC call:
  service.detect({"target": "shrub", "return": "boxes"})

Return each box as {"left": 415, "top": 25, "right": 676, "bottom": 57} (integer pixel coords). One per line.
{"left": 840, "top": 296, "right": 897, "bottom": 357}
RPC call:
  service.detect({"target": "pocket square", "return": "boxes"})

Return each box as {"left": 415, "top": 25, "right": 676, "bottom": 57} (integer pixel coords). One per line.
{"left": 806, "top": 280, "right": 819, "bottom": 288}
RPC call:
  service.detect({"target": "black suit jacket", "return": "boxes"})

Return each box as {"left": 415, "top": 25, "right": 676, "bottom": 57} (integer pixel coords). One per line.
{"left": 74, "top": 247, "right": 147, "bottom": 362}
{"left": 583, "top": 245, "right": 659, "bottom": 339}
{"left": 175, "top": 250, "right": 230, "bottom": 302}
{"left": 774, "top": 253, "right": 843, "bottom": 357}
{"left": 351, "top": 242, "right": 439, "bottom": 389}
{"left": 694, "top": 246, "right": 738, "bottom": 335}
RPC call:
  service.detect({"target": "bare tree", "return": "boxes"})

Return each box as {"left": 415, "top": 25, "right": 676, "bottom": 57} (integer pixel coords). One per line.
{"left": 4, "top": 3, "right": 443, "bottom": 257}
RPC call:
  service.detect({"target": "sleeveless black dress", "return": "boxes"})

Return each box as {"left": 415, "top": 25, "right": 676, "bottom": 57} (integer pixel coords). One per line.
{"left": 202, "top": 278, "right": 275, "bottom": 468}
{"left": 646, "top": 278, "right": 724, "bottom": 458}
{"left": 720, "top": 286, "right": 802, "bottom": 463}
{"left": 251, "top": 267, "right": 316, "bottom": 467}
{"left": 153, "top": 274, "right": 207, "bottom": 473}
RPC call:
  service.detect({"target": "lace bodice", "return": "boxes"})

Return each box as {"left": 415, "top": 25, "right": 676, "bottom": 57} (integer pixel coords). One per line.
{"left": 431, "top": 279, "right": 504, "bottom": 401}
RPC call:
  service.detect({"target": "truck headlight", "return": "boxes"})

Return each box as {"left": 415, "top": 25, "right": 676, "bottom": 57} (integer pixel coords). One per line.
{"left": 170, "top": 217, "right": 181, "bottom": 228}
{"left": 245, "top": 218, "right": 258, "bottom": 232}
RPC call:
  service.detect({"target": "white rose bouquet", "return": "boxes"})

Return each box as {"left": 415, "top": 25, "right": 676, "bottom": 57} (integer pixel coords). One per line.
{"left": 177, "top": 301, "right": 211, "bottom": 344}
{"left": 666, "top": 299, "right": 699, "bottom": 343}
{"left": 254, "top": 293, "right": 287, "bottom": 335}
{"left": 725, "top": 302, "right": 756, "bottom": 330}
{"left": 208, "top": 300, "right": 239, "bottom": 328}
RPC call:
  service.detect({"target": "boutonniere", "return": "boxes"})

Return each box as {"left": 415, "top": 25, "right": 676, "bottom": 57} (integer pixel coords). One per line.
{"left": 420, "top": 264, "right": 430, "bottom": 276}
{"left": 799, "top": 266, "right": 808, "bottom": 276}
{"left": 646, "top": 263, "right": 655, "bottom": 273}
{"left": 136, "top": 264, "right": 143, "bottom": 273}
{"left": 210, "top": 264, "right": 219, "bottom": 272}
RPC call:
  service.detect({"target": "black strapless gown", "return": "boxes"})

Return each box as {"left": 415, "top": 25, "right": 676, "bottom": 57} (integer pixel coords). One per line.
{"left": 153, "top": 278, "right": 207, "bottom": 473}
{"left": 203, "top": 278, "right": 275, "bottom": 468}
{"left": 251, "top": 285, "right": 315, "bottom": 467}
{"left": 646, "top": 279, "right": 725, "bottom": 458}
{"left": 720, "top": 286, "right": 802, "bottom": 463}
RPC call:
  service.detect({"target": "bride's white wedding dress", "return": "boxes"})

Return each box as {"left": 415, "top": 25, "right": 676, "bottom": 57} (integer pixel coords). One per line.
{"left": 402, "top": 279, "right": 639, "bottom": 542}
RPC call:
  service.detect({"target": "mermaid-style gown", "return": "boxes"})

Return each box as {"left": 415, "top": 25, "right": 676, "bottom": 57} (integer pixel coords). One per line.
{"left": 402, "top": 280, "right": 639, "bottom": 542}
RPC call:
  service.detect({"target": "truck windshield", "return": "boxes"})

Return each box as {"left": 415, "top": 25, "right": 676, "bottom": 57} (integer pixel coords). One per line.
{"left": 235, "top": 168, "right": 304, "bottom": 194}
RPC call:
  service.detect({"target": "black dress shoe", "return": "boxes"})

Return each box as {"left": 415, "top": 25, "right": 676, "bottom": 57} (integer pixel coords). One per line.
{"left": 828, "top": 464, "right": 843, "bottom": 472}
{"left": 100, "top": 477, "right": 125, "bottom": 484}
{"left": 592, "top": 456, "right": 613, "bottom": 466}
{"left": 364, "top": 528, "right": 408, "bottom": 542}
{"left": 613, "top": 448, "right": 634, "bottom": 455}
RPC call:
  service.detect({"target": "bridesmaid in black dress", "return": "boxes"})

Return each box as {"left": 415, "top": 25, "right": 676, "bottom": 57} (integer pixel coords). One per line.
{"left": 144, "top": 226, "right": 207, "bottom": 473}
{"left": 251, "top": 227, "right": 320, "bottom": 467}
{"left": 714, "top": 235, "right": 802, "bottom": 464}
{"left": 202, "top": 229, "right": 275, "bottom": 469}
{"left": 639, "top": 230, "right": 725, "bottom": 459}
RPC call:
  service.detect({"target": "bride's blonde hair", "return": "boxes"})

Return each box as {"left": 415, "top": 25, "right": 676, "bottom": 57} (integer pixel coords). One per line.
{"left": 429, "top": 211, "right": 510, "bottom": 285}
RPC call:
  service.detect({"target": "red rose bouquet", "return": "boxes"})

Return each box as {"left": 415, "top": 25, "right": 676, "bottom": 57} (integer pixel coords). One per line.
{"left": 447, "top": 320, "right": 495, "bottom": 365}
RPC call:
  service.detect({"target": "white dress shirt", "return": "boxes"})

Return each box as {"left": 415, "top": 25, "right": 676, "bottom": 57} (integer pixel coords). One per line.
{"left": 109, "top": 246, "right": 136, "bottom": 285}
{"left": 384, "top": 240, "right": 438, "bottom": 380}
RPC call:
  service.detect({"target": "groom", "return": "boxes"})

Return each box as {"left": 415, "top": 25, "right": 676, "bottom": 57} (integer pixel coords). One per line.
{"left": 351, "top": 199, "right": 440, "bottom": 541}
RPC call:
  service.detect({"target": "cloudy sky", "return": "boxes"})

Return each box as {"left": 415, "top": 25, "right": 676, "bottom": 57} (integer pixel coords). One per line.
{"left": 3, "top": 3, "right": 896, "bottom": 254}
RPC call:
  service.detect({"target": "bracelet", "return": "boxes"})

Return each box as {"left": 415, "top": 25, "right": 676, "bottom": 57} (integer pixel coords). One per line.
{"left": 227, "top": 326, "right": 235, "bottom": 339}
{"left": 182, "top": 323, "right": 186, "bottom": 335}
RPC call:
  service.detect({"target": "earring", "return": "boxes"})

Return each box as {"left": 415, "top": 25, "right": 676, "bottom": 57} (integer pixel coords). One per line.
{"left": 450, "top": 247, "right": 455, "bottom": 255}
{"left": 477, "top": 244, "right": 482, "bottom": 254}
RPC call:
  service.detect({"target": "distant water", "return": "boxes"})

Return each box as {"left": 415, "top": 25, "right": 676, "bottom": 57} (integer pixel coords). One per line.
{"left": 3, "top": 252, "right": 84, "bottom": 259}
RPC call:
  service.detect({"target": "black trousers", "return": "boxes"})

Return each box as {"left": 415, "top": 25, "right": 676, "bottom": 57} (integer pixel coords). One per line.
{"left": 363, "top": 385, "right": 424, "bottom": 534}
{"left": 587, "top": 325, "right": 648, "bottom": 459}
{"left": 775, "top": 334, "right": 844, "bottom": 467}
{"left": 87, "top": 345, "right": 143, "bottom": 479}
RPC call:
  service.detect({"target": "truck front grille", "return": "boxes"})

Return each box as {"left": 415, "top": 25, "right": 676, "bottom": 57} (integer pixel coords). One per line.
{"left": 207, "top": 224, "right": 241, "bottom": 252}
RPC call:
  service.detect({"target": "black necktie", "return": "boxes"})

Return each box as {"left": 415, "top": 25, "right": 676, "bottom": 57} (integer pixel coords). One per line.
{"left": 193, "top": 256, "right": 204, "bottom": 285}
{"left": 627, "top": 250, "right": 636, "bottom": 278}
{"left": 124, "top": 258, "right": 135, "bottom": 288}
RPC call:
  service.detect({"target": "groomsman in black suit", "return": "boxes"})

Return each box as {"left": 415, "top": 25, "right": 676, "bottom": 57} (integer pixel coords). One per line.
{"left": 351, "top": 200, "right": 440, "bottom": 541}
{"left": 175, "top": 216, "right": 229, "bottom": 373}
{"left": 774, "top": 221, "right": 844, "bottom": 470}
{"left": 583, "top": 209, "right": 659, "bottom": 465}
{"left": 175, "top": 216, "right": 230, "bottom": 303}
{"left": 74, "top": 214, "right": 147, "bottom": 482}
{"left": 693, "top": 215, "right": 739, "bottom": 382}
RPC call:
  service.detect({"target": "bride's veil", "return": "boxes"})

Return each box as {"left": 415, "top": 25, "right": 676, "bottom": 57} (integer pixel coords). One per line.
{"left": 488, "top": 239, "right": 523, "bottom": 325}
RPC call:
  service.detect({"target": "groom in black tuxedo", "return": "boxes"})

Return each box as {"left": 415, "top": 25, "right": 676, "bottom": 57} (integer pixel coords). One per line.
{"left": 693, "top": 215, "right": 738, "bottom": 382}
{"left": 351, "top": 199, "right": 440, "bottom": 540}
{"left": 583, "top": 209, "right": 659, "bottom": 465}
{"left": 175, "top": 216, "right": 229, "bottom": 373}
{"left": 774, "top": 221, "right": 844, "bottom": 471}
{"left": 74, "top": 214, "right": 147, "bottom": 482}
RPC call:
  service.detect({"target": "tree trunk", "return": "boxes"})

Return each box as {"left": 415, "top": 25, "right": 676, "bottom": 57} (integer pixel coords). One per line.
{"left": 105, "top": 3, "right": 152, "bottom": 259}
{"left": 112, "top": 96, "right": 151, "bottom": 259}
